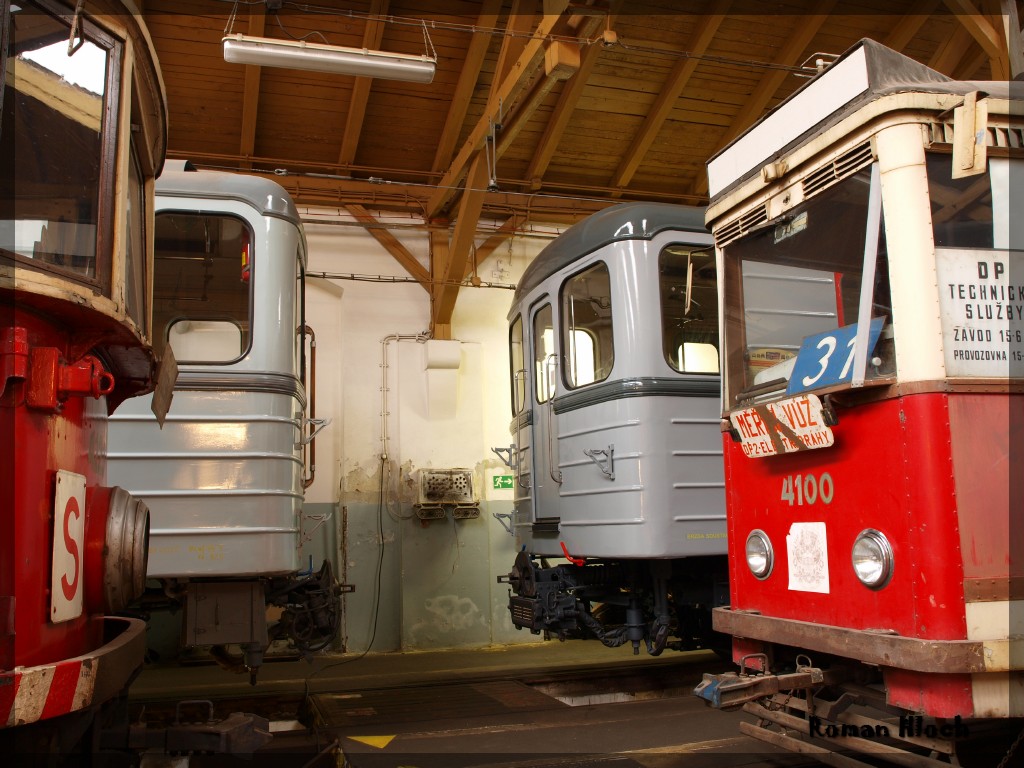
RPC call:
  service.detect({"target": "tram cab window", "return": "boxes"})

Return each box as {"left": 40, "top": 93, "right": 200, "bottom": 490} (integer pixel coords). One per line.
{"left": 1, "top": 7, "right": 118, "bottom": 290}
{"left": 152, "top": 213, "right": 253, "bottom": 364}
{"left": 926, "top": 152, "right": 994, "bottom": 248}
{"left": 509, "top": 315, "right": 526, "bottom": 414}
{"left": 660, "top": 245, "right": 719, "bottom": 374}
{"left": 561, "top": 262, "right": 614, "bottom": 388}
{"left": 533, "top": 305, "right": 556, "bottom": 403}
{"left": 722, "top": 166, "right": 894, "bottom": 404}
{"left": 124, "top": 145, "right": 148, "bottom": 335}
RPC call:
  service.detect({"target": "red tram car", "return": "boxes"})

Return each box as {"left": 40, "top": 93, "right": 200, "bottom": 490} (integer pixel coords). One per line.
{"left": 694, "top": 40, "right": 1022, "bottom": 765}
{"left": 1, "top": 0, "right": 167, "bottom": 754}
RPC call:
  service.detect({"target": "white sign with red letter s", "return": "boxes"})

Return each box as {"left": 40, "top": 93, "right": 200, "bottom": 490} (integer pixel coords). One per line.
{"left": 51, "top": 470, "right": 86, "bottom": 623}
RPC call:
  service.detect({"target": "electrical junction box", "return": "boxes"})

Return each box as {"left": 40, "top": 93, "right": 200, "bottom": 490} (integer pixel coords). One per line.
{"left": 415, "top": 469, "right": 480, "bottom": 519}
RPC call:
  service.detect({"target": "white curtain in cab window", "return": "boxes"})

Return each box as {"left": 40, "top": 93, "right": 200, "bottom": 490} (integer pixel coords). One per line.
{"left": 989, "top": 158, "right": 1022, "bottom": 250}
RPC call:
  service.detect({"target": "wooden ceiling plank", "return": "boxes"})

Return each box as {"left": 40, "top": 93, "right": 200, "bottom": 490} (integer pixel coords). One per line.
{"left": 610, "top": 0, "right": 731, "bottom": 194}
{"left": 345, "top": 203, "right": 431, "bottom": 289}
{"left": 431, "top": 0, "right": 505, "bottom": 174}
{"left": 338, "top": 0, "right": 389, "bottom": 167}
{"left": 883, "top": 0, "right": 940, "bottom": 50}
{"left": 238, "top": 6, "right": 266, "bottom": 169}
{"left": 425, "top": 2, "right": 571, "bottom": 219}
{"left": 692, "top": 0, "right": 837, "bottom": 198}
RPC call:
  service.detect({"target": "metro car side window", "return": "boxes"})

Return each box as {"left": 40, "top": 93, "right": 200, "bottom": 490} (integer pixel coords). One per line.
{"left": 561, "top": 262, "right": 614, "bottom": 388}
{"left": 533, "top": 304, "right": 555, "bottom": 403}
{"left": 510, "top": 314, "right": 526, "bottom": 414}
{"left": 152, "top": 212, "right": 254, "bottom": 364}
{"left": 660, "top": 245, "right": 719, "bottom": 374}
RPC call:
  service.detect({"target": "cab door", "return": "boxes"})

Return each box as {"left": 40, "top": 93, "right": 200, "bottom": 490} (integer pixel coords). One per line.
{"left": 529, "top": 301, "right": 561, "bottom": 538}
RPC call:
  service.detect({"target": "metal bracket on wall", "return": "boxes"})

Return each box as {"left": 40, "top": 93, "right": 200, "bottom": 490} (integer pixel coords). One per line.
{"left": 297, "top": 417, "right": 332, "bottom": 448}
{"left": 491, "top": 445, "right": 517, "bottom": 470}
{"left": 492, "top": 511, "right": 513, "bottom": 535}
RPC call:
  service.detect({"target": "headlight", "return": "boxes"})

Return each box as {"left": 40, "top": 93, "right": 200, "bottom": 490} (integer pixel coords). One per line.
{"left": 852, "top": 529, "right": 894, "bottom": 589}
{"left": 745, "top": 529, "right": 773, "bottom": 579}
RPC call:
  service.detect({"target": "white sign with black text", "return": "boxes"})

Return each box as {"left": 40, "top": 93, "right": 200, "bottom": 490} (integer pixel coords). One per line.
{"left": 935, "top": 248, "right": 1023, "bottom": 377}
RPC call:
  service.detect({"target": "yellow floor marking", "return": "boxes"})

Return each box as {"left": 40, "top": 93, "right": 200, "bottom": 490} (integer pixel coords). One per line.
{"left": 348, "top": 734, "right": 397, "bottom": 749}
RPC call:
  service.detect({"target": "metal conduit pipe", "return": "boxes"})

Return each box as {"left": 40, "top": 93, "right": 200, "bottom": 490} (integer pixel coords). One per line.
{"left": 303, "top": 324, "right": 317, "bottom": 489}
{"left": 379, "top": 332, "right": 430, "bottom": 461}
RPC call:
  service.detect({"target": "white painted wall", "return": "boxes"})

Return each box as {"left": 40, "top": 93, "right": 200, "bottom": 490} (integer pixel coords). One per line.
{"left": 298, "top": 208, "right": 559, "bottom": 652}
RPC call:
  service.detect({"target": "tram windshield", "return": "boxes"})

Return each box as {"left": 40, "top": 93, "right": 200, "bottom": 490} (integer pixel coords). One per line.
{"left": 721, "top": 166, "right": 893, "bottom": 406}
{"left": 1, "top": 5, "right": 117, "bottom": 290}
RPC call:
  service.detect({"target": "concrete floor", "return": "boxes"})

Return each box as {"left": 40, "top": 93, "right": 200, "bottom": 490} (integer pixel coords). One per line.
{"left": 130, "top": 639, "right": 709, "bottom": 703}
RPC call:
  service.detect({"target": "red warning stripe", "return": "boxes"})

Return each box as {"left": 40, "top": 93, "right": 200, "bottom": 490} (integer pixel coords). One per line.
{"left": 39, "top": 661, "right": 83, "bottom": 721}
{"left": 0, "top": 660, "right": 88, "bottom": 728}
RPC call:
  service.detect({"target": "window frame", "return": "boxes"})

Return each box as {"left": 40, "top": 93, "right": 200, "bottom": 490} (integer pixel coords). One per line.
{"left": 559, "top": 260, "right": 614, "bottom": 390}
{"left": 509, "top": 313, "right": 526, "bottom": 415}
{"left": 151, "top": 210, "right": 256, "bottom": 366}
{"left": 3, "top": 1, "right": 121, "bottom": 295}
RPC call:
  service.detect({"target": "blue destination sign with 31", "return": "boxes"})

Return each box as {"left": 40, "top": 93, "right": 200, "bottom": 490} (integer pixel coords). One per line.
{"left": 786, "top": 317, "right": 884, "bottom": 395}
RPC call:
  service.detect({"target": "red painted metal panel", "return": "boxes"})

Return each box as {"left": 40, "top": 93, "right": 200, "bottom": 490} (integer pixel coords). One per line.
{"left": 884, "top": 669, "right": 974, "bottom": 718}
{"left": 723, "top": 392, "right": 966, "bottom": 643}
{"left": 949, "top": 394, "right": 1020, "bottom": 584}
{"left": 4, "top": 312, "right": 106, "bottom": 671}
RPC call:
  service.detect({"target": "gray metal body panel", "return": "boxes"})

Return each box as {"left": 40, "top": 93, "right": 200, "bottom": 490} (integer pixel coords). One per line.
{"left": 108, "top": 171, "right": 306, "bottom": 578}
{"left": 509, "top": 203, "right": 726, "bottom": 559}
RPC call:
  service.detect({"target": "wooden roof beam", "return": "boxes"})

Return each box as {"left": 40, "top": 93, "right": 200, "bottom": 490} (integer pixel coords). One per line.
{"left": 432, "top": 154, "right": 491, "bottom": 330}
{"left": 338, "top": 0, "right": 389, "bottom": 168}
{"left": 691, "top": 0, "right": 836, "bottom": 199}
{"left": 430, "top": 228, "right": 452, "bottom": 340}
{"left": 496, "top": 40, "right": 581, "bottom": 158}
{"left": 425, "top": 1, "right": 572, "bottom": 219}
{"left": 344, "top": 203, "right": 431, "bottom": 290}
{"left": 430, "top": 5, "right": 536, "bottom": 335}
{"left": 1004, "top": 0, "right": 1024, "bottom": 78}
{"left": 238, "top": 5, "right": 266, "bottom": 170}
{"left": 431, "top": 6, "right": 572, "bottom": 332}
{"left": 525, "top": 5, "right": 617, "bottom": 189}
{"left": 462, "top": 214, "right": 526, "bottom": 281}
{"left": 943, "top": 0, "right": 1010, "bottom": 78}
{"left": 929, "top": 23, "right": 975, "bottom": 75}
{"left": 430, "top": 0, "right": 505, "bottom": 174}
{"left": 609, "top": 0, "right": 730, "bottom": 195}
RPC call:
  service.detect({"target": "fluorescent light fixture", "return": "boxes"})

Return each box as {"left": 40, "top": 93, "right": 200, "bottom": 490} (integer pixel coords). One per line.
{"left": 222, "top": 34, "right": 436, "bottom": 84}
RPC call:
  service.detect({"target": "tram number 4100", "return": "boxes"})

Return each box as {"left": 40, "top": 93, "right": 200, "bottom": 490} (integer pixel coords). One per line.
{"left": 781, "top": 472, "right": 834, "bottom": 506}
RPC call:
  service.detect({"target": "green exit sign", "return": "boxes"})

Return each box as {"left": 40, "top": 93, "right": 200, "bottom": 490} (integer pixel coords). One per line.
{"left": 492, "top": 475, "right": 514, "bottom": 490}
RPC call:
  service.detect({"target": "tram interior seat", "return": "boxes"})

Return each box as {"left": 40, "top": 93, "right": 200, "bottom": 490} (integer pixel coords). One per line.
{"left": 752, "top": 355, "right": 796, "bottom": 386}
{"left": 167, "top": 318, "right": 242, "bottom": 361}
